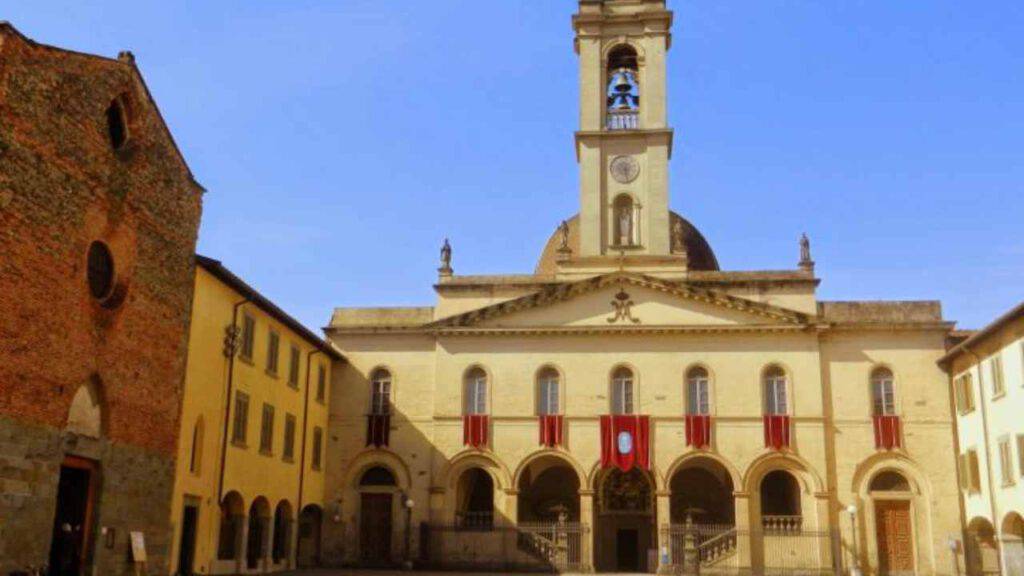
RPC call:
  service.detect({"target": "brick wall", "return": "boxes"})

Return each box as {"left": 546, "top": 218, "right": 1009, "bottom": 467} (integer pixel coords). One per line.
{"left": 0, "top": 24, "right": 202, "bottom": 575}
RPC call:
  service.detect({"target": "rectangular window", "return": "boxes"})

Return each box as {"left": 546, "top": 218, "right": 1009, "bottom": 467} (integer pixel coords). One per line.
{"left": 999, "top": 436, "right": 1015, "bottom": 486}
{"left": 231, "top": 391, "right": 249, "bottom": 445}
{"left": 1018, "top": 435, "right": 1024, "bottom": 479}
{"left": 288, "top": 345, "right": 300, "bottom": 387}
{"left": 311, "top": 427, "right": 323, "bottom": 470}
{"left": 538, "top": 377, "right": 559, "bottom": 415}
{"left": 765, "top": 378, "right": 788, "bottom": 415}
{"left": 965, "top": 449, "right": 981, "bottom": 494}
{"left": 259, "top": 404, "right": 274, "bottom": 454}
{"left": 240, "top": 314, "right": 255, "bottom": 361}
{"left": 283, "top": 414, "right": 296, "bottom": 462}
{"left": 990, "top": 356, "right": 1005, "bottom": 397}
{"left": 687, "top": 378, "right": 710, "bottom": 415}
{"left": 954, "top": 373, "right": 975, "bottom": 414}
{"left": 316, "top": 364, "right": 326, "bottom": 403}
{"left": 266, "top": 330, "right": 280, "bottom": 375}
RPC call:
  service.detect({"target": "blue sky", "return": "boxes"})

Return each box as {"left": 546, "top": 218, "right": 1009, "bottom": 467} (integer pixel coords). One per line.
{"left": 9, "top": 1, "right": 1022, "bottom": 330}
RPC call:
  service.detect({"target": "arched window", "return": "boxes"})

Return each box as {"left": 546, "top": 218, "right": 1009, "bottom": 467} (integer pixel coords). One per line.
{"left": 537, "top": 367, "right": 561, "bottom": 415}
{"left": 613, "top": 194, "right": 639, "bottom": 247}
{"left": 763, "top": 366, "right": 788, "bottom": 415}
{"left": 871, "top": 367, "right": 896, "bottom": 416}
{"left": 686, "top": 366, "right": 710, "bottom": 415}
{"left": 370, "top": 368, "right": 392, "bottom": 415}
{"left": 606, "top": 44, "right": 639, "bottom": 130}
{"left": 760, "top": 470, "right": 802, "bottom": 532}
{"left": 360, "top": 466, "right": 397, "bottom": 487}
{"left": 464, "top": 367, "right": 488, "bottom": 415}
{"left": 189, "top": 417, "right": 204, "bottom": 475}
{"left": 870, "top": 471, "right": 911, "bottom": 492}
{"left": 611, "top": 367, "right": 634, "bottom": 415}
{"left": 106, "top": 95, "right": 130, "bottom": 150}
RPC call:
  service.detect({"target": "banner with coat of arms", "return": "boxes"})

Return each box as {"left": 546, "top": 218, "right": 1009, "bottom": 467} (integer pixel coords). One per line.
{"left": 600, "top": 414, "right": 650, "bottom": 471}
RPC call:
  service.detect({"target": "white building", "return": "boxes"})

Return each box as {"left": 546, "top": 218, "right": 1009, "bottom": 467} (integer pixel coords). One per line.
{"left": 941, "top": 302, "right": 1024, "bottom": 575}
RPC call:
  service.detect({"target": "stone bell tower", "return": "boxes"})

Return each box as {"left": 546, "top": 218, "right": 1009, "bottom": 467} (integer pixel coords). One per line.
{"left": 573, "top": 0, "right": 674, "bottom": 258}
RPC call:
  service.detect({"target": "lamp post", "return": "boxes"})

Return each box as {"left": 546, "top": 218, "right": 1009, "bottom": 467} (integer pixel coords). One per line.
{"left": 847, "top": 505, "right": 861, "bottom": 576}
{"left": 402, "top": 493, "right": 415, "bottom": 570}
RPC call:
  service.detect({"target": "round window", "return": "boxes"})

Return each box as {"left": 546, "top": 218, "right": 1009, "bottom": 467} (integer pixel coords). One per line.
{"left": 87, "top": 241, "right": 115, "bottom": 300}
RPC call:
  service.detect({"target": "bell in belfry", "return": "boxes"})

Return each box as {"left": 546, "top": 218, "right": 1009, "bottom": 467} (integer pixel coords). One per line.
{"left": 608, "top": 68, "right": 638, "bottom": 110}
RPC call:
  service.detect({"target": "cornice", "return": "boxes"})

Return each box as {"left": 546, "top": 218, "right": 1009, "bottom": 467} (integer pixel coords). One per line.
{"left": 575, "top": 128, "right": 674, "bottom": 161}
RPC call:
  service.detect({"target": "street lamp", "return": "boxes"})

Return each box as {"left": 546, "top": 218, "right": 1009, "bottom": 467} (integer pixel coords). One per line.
{"left": 847, "top": 505, "right": 861, "bottom": 576}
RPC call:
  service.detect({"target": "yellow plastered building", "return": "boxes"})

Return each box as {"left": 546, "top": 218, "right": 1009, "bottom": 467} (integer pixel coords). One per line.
{"left": 321, "top": 1, "right": 966, "bottom": 574}
{"left": 168, "top": 256, "right": 342, "bottom": 575}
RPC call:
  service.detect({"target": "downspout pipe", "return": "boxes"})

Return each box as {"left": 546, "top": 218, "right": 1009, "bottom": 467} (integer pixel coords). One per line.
{"left": 297, "top": 349, "right": 322, "bottom": 517}
{"left": 218, "top": 297, "right": 250, "bottom": 503}
{"left": 963, "top": 345, "right": 1004, "bottom": 576}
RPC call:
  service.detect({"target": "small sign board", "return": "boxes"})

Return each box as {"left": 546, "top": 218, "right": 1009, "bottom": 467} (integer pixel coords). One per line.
{"left": 129, "top": 531, "right": 147, "bottom": 563}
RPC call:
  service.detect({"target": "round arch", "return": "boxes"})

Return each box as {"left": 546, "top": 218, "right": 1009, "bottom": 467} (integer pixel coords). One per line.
{"left": 663, "top": 451, "right": 742, "bottom": 491}
{"left": 534, "top": 364, "right": 566, "bottom": 415}
{"left": 601, "top": 38, "right": 647, "bottom": 62}
{"left": 513, "top": 448, "right": 587, "bottom": 490}
{"left": 850, "top": 453, "right": 928, "bottom": 498}
{"left": 742, "top": 451, "right": 824, "bottom": 495}
{"left": 341, "top": 448, "right": 412, "bottom": 492}
{"left": 442, "top": 449, "right": 513, "bottom": 492}
{"left": 587, "top": 460, "right": 666, "bottom": 493}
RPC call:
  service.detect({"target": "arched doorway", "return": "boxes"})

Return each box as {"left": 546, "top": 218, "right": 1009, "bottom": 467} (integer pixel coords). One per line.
{"left": 594, "top": 467, "right": 656, "bottom": 572}
{"left": 246, "top": 497, "right": 271, "bottom": 570}
{"left": 667, "top": 457, "right": 737, "bottom": 569}
{"left": 217, "top": 491, "right": 245, "bottom": 562}
{"left": 517, "top": 455, "right": 585, "bottom": 571}
{"left": 296, "top": 505, "right": 322, "bottom": 568}
{"left": 359, "top": 465, "right": 397, "bottom": 564}
{"left": 869, "top": 471, "right": 915, "bottom": 575}
{"left": 966, "top": 517, "right": 1000, "bottom": 576}
{"left": 1002, "top": 512, "right": 1024, "bottom": 575}
{"left": 271, "top": 500, "right": 293, "bottom": 566}
{"left": 456, "top": 468, "right": 495, "bottom": 529}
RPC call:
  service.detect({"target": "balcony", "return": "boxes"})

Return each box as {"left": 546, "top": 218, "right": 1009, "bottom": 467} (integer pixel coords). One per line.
{"left": 606, "top": 109, "right": 639, "bottom": 131}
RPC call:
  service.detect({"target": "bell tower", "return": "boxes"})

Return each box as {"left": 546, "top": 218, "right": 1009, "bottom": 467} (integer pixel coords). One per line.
{"left": 573, "top": 0, "right": 674, "bottom": 258}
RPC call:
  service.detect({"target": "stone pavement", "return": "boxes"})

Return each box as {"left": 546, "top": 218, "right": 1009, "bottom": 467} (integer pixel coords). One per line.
{"left": 277, "top": 571, "right": 608, "bottom": 576}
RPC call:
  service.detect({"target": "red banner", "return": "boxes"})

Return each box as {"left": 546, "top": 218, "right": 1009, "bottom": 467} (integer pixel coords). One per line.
{"left": 365, "top": 414, "right": 390, "bottom": 448}
{"left": 873, "top": 415, "right": 901, "bottom": 450}
{"left": 685, "top": 414, "right": 712, "bottom": 449}
{"left": 539, "top": 415, "right": 564, "bottom": 448}
{"left": 463, "top": 414, "right": 489, "bottom": 448}
{"left": 600, "top": 415, "right": 650, "bottom": 471}
{"left": 763, "top": 415, "right": 791, "bottom": 450}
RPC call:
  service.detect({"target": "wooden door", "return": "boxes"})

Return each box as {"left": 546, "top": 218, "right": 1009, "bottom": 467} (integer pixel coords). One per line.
{"left": 875, "top": 500, "right": 914, "bottom": 574}
{"left": 48, "top": 457, "right": 96, "bottom": 576}
{"left": 360, "top": 493, "right": 393, "bottom": 563}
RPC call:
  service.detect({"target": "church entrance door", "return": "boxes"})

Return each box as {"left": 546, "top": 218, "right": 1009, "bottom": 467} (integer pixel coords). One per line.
{"left": 594, "top": 468, "right": 656, "bottom": 573}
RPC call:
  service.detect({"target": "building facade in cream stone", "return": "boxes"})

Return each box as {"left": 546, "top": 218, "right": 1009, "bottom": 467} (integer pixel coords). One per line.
{"left": 324, "top": 1, "right": 964, "bottom": 574}
{"left": 941, "top": 303, "right": 1024, "bottom": 576}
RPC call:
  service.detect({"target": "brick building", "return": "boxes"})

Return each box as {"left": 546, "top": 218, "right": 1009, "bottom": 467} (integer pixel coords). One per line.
{"left": 0, "top": 23, "right": 203, "bottom": 575}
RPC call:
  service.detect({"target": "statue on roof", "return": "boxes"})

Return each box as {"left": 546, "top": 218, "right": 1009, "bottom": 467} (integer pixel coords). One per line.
{"left": 672, "top": 218, "right": 685, "bottom": 253}
{"left": 557, "top": 220, "right": 571, "bottom": 252}
{"left": 439, "top": 237, "right": 453, "bottom": 275}
{"left": 799, "top": 233, "right": 814, "bottom": 272}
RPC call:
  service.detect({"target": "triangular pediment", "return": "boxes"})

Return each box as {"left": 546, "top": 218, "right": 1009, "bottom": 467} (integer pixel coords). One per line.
{"left": 429, "top": 273, "right": 812, "bottom": 330}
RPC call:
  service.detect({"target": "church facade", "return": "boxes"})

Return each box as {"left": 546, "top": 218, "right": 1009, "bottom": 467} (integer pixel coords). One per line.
{"left": 324, "top": 1, "right": 964, "bottom": 574}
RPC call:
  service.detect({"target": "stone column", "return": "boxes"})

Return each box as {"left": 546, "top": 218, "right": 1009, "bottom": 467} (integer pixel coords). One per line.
{"left": 504, "top": 488, "right": 519, "bottom": 526}
{"left": 656, "top": 490, "right": 672, "bottom": 573}
{"left": 734, "top": 491, "right": 753, "bottom": 573}
{"left": 580, "top": 489, "right": 596, "bottom": 572}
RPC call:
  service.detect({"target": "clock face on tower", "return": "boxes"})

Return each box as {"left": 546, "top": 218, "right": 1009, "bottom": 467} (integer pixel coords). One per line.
{"left": 610, "top": 155, "right": 640, "bottom": 184}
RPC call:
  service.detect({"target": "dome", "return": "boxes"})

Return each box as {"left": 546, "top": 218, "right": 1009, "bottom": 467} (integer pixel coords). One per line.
{"left": 535, "top": 212, "right": 719, "bottom": 275}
